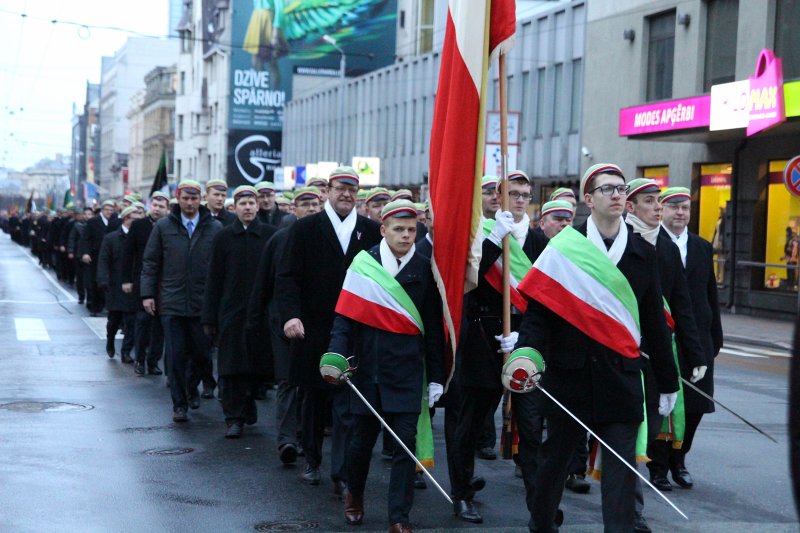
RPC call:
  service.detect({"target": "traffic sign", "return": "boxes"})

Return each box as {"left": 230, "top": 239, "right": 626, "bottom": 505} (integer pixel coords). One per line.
{"left": 783, "top": 156, "right": 800, "bottom": 198}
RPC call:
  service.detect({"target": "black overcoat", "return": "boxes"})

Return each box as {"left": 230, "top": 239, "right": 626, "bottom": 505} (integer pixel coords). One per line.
{"left": 275, "top": 209, "right": 381, "bottom": 387}
{"left": 328, "top": 246, "right": 445, "bottom": 414}
{"left": 202, "top": 218, "right": 276, "bottom": 376}
{"left": 79, "top": 214, "right": 120, "bottom": 283}
{"left": 660, "top": 227, "right": 723, "bottom": 414}
{"left": 517, "top": 222, "right": 678, "bottom": 424}
{"left": 96, "top": 229, "right": 139, "bottom": 313}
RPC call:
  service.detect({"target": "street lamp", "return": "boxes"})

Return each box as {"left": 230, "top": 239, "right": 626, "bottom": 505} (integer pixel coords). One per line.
{"left": 323, "top": 34, "right": 346, "bottom": 164}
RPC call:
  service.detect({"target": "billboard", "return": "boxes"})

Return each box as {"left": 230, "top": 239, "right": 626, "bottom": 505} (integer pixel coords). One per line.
{"left": 227, "top": 1, "right": 397, "bottom": 183}
{"left": 227, "top": 130, "right": 283, "bottom": 188}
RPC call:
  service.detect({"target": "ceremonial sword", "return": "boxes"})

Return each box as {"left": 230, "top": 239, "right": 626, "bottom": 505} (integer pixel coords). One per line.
{"left": 640, "top": 352, "right": 778, "bottom": 444}
{"left": 344, "top": 379, "right": 454, "bottom": 504}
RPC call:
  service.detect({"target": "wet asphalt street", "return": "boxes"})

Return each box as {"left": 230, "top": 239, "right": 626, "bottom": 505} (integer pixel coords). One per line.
{"left": 0, "top": 234, "right": 798, "bottom": 533}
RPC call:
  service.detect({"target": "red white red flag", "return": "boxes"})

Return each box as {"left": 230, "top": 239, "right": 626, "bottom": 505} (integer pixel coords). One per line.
{"left": 429, "top": 0, "right": 516, "bottom": 386}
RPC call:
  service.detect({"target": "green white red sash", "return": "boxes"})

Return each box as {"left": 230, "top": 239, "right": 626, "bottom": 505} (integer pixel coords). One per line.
{"left": 657, "top": 300, "right": 686, "bottom": 448}
{"left": 335, "top": 250, "right": 424, "bottom": 336}
{"left": 482, "top": 219, "right": 531, "bottom": 312}
{"left": 518, "top": 226, "right": 641, "bottom": 358}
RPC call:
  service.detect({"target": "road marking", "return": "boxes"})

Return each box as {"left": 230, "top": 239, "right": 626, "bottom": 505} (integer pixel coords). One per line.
{"left": 719, "top": 347, "right": 768, "bottom": 359}
{"left": 82, "top": 317, "right": 123, "bottom": 340}
{"left": 20, "top": 249, "right": 77, "bottom": 302}
{"left": 0, "top": 300, "right": 70, "bottom": 305}
{"left": 724, "top": 343, "right": 791, "bottom": 358}
{"left": 14, "top": 318, "right": 50, "bottom": 341}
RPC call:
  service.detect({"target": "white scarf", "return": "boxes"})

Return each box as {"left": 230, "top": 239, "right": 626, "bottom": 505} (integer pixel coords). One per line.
{"left": 324, "top": 200, "right": 357, "bottom": 254}
{"left": 662, "top": 223, "right": 688, "bottom": 267}
{"left": 511, "top": 213, "right": 530, "bottom": 247}
{"left": 121, "top": 224, "right": 130, "bottom": 235}
{"left": 586, "top": 215, "right": 627, "bottom": 265}
{"left": 625, "top": 213, "right": 659, "bottom": 246}
{"left": 380, "top": 238, "right": 415, "bottom": 277}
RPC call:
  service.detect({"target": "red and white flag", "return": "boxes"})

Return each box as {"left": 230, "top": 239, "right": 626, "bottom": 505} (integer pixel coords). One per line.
{"left": 429, "top": 0, "right": 516, "bottom": 386}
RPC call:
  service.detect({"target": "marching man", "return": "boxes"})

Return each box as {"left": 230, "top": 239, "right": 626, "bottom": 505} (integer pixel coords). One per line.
{"left": 326, "top": 199, "right": 445, "bottom": 533}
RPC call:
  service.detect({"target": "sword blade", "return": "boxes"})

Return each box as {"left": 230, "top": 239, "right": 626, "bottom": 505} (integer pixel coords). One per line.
{"left": 345, "top": 379, "right": 453, "bottom": 504}
{"left": 536, "top": 384, "right": 688, "bottom": 520}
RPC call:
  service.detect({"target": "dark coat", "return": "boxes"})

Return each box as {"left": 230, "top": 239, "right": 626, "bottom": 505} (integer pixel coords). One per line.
{"left": 202, "top": 218, "right": 277, "bottom": 376}
{"left": 120, "top": 215, "right": 156, "bottom": 294}
{"left": 96, "top": 229, "right": 139, "bottom": 313}
{"left": 79, "top": 214, "right": 120, "bottom": 283}
{"left": 247, "top": 227, "right": 292, "bottom": 380}
{"left": 67, "top": 220, "right": 85, "bottom": 255}
{"left": 211, "top": 208, "right": 236, "bottom": 226}
{"left": 275, "top": 209, "right": 381, "bottom": 387}
{"left": 461, "top": 228, "right": 548, "bottom": 389}
{"left": 660, "top": 227, "right": 723, "bottom": 414}
{"left": 140, "top": 205, "right": 222, "bottom": 317}
{"left": 518, "top": 222, "right": 678, "bottom": 424}
{"left": 258, "top": 205, "right": 292, "bottom": 227}
{"left": 328, "top": 246, "right": 445, "bottom": 414}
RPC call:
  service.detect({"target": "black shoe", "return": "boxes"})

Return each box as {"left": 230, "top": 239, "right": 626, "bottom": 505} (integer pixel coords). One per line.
{"left": 469, "top": 476, "right": 486, "bottom": 492}
{"left": 475, "top": 446, "right": 497, "bottom": 460}
{"left": 453, "top": 499, "right": 482, "bottom": 523}
{"left": 278, "top": 443, "right": 298, "bottom": 465}
{"left": 225, "top": 422, "right": 243, "bottom": 439}
{"left": 414, "top": 472, "right": 427, "bottom": 489}
{"left": 147, "top": 365, "right": 163, "bottom": 375}
{"left": 302, "top": 465, "right": 321, "bottom": 485}
{"left": 565, "top": 473, "right": 590, "bottom": 494}
{"left": 555, "top": 509, "right": 564, "bottom": 527}
{"left": 172, "top": 408, "right": 188, "bottom": 423}
{"left": 670, "top": 465, "right": 693, "bottom": 488}
{"left": 134, "top": 362, "right": 145, "bottom": 375}
{"left": 333, "top": 479, "right": 346, "bottom": 496}
{"left": 78, "top": 299, "right": 84, "bottom": 304}
{"left": 244, "top": 410, "right": 257, "bottom": 426}
{"left": 120, "top": 353, "right": 134, "bottom": 364}
{"left": 634, "top": 512, "right": 652, "bottom": 533}
{"left": 106, "top": 345, "right": 115, "bottom": 358}
{"left": 650, "top": 473, "right": 672, "bottom": 491}
{"left": 188, "top": 396, "right": 200, "bottom": 410}
{"left": 201, "top": 386, "right": 215, "bottom": 399}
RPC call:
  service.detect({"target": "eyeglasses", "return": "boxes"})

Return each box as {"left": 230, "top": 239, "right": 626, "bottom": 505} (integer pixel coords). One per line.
{"left": 481, "top": 190, "right": 499, "bottom": 196}
{"left": 590, "top": 184, "right": 628, "bottom": 197}
{"left": 508, "top": 191, "right": 532, "bottom": 201}
{"left": 331, "top": 184, "right": 358, "bottom": 195}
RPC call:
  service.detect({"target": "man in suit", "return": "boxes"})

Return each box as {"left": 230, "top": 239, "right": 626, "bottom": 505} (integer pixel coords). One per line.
{"left": 247, "top": 186, "right": 323, "bottom": 463}
{"left": 648, "top": 186, "right": 723, "bottom": 489}
{"left": 329, "top": 199, "right": 444, "bottom": 533}
{"left": 502, "top": 164, "right": 679, "bottom": 532}
{"left": 121, "top": 192, "right": 170, "bottom": 376}
{"left": 141, "top": 180, "right": 223, "bottom": 422}
{"left": 202, "top": 185, "right": 277, "bottom": 438}
{"left": 205, "top": 179, "right": 235, "bottom": 226}
{"left": 80, "top": 200, "right": 120, "bottom": 314}
{"left": 275, "top": 167, "right": 382, "bottom": 491}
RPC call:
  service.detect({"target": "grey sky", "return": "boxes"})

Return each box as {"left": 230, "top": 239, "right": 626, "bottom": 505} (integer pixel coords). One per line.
{"left": 0, "top": 0, "right": 170, "bottom": 170}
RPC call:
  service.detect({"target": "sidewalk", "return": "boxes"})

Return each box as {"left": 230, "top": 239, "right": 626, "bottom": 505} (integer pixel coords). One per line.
{"left": 721, "top": 311, "right": 795, "bottom": 350}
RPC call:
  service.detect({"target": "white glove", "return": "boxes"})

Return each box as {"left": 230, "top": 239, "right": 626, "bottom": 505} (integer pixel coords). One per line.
{"left": 427, "top": 382, "right": 444, "bottom": 407}
{"left": 690, "top": 365, "right": 707, "bottom": 383}
{"left": 495, "top": 331, "right": 519, "bottom": 353}
{"left": 658, "top": 392, "right": 678, "bottom": 416}
{"left": 488, "top": 210, "right": 515, "bottom": 246}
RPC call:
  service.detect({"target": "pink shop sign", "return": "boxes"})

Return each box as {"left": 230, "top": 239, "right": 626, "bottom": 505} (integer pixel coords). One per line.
{"left": 619, "top": 96, "right": 711, "bottom": 136}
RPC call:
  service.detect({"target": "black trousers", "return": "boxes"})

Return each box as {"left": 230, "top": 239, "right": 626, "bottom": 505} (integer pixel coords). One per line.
{"left": 348, "top": 411, "right": 418, "bottom": 525}
{"left": 451, "top": 386, "right": 503, "bottom": 501}
{"left": 532, "top": 413, "right": 638, "bottom": 533}
{"left": 442, "top": 385, "right": 462, "bottom": 495}
{"left": 106, "top": 311, "right": 135, "bottom": 355}
{"left": 647, "top": 411, "right": 704, "bottom": 476}
{"left": 512, "top": 388, "right": 545, "bottom": 522}
{"left": 161, "top": 316, "right": 214, "bottom": 411}
{"left": 300, "top": 385, "right": 351, "bottom": 483}
{"left": 221, "top": 375, "right": 258, "bottom": 424}
{"left": 567, "top": 432, "right": 590, "bottom": 476}
{"left": 134, "top": 310, "right": 164, "bottom": 367}
{"left": 75, "top": 262, "right": 87, "bottom": 302}
{"left": 476, "top": 392, "right": 502, "bottom": 450}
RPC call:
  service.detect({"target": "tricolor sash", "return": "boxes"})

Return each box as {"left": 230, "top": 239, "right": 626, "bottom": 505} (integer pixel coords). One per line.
{"left": 518, "top": 225, "right": 641, "bottom": 358}
{"left": 482, "top": 219, "right": 532, "bottom": 312}
{"left": 335, "top": 250, "right": 424, "bottom": 336}
{"left": 657, "top": 300, "right": 686, "bottom": 449}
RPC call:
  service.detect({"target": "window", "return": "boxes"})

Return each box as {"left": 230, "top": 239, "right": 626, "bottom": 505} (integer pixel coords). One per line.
{"left": 177, "top": 114, "right": 184, "bottom": 140}
{"left": 418, "top": 0, "right": 435, "bottom": 54}
{"left": 775, "top": 0, "right": 800, "bottom": 80}
{"left": 569, "top": 59, "right": 583, "bottom": 132}
{"left": 552, "top": 64, "right": 563, "bottom": 134}
{"left": 646, "top": 11, "right": 676, "bottom": 101}
{"left": 535, "top": 68, "right": 546, "bottom": 136}
{"left": 764, "top": 160, "right": 799, "bottom": 291}
{"left": 704, "top": 0, "right": 738, "bottom": 91}
{"left": 699, "top": 163, "right": 731, "bottom": 285}
{"left": 180, "top": 71, "right": 186, "bottom": 95}
{"left": 521, "top": 71, "right": 530, "bottom": 139}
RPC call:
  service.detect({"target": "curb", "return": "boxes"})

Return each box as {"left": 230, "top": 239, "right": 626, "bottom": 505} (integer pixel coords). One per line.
{"left": 725, "top": 334, "right": 792, "bottom": 352}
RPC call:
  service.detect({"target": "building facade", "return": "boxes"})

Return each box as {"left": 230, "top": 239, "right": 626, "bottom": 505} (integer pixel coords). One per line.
{"left": 581, "top": 0, "right": 800, "bottom": 318}
{"left": 283, "top": 0, "right": 585, "bottom": 200}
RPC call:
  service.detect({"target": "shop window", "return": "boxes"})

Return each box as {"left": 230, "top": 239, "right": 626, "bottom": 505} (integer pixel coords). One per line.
{"left": 646, "top": 11, "right": 676, "bottom": 101}
{"left": 699, "top": 164, "right": 731, "bottom": 284}
{"left": 765, "top": 160, "right": 799, "bottom": 291}
{"left": 775, "top": 0, "right": 800, "bottom": 80}
{"left": 703, "top": 0, "right": 738, "bottom": 91}
{"left": 642, "top": 166, "right": 669, "bottom": 188}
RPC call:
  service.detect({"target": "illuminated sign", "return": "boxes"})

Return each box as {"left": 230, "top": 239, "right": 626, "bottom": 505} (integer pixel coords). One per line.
{"left": 619, "top": 96, "right": 710, "bottom": 136}
{"left": 352, "top": 157, "right": 381, "bottom": 187}
{"left": 710, "top": 49, "right": 786, "bottom": 136}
